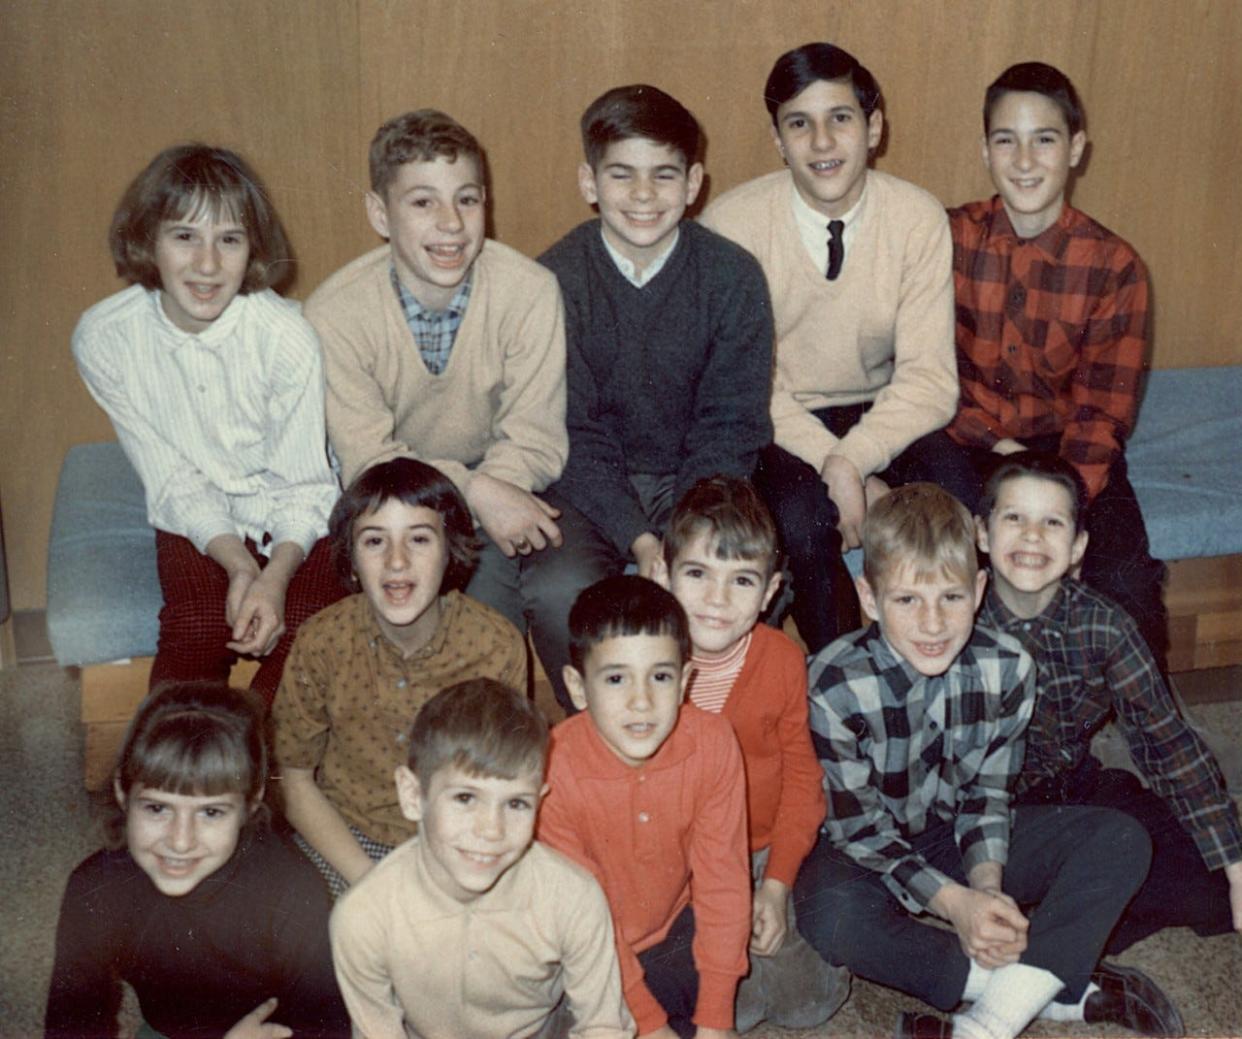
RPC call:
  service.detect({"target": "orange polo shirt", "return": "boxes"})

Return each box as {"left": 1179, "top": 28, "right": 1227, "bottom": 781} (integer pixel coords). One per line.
{"left": 538, "top": 703, "right": 750, "bottom": 1035}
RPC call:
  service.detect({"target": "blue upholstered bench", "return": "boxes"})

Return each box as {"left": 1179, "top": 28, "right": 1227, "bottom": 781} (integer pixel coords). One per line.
{"left": 47, "top": 368, "right": 1242, "bottom": 784}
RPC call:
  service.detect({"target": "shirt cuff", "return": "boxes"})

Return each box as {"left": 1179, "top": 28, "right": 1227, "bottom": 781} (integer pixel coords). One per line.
{"left": 625, "top": 979, "right": 667, "bottom": 1036}
{"left": 694, "top": 969, "right": 741, "bottom": 1031}
{"left": 269, "top": 520, "right": 323, "bottom": 558}
{"left": 184, "top": 517, "right": 241, "bottom": 556}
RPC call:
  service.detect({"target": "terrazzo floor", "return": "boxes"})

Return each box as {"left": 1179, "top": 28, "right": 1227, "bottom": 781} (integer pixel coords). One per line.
{"left": 2, "top": 661, "right": 1239, "bottom": 1038}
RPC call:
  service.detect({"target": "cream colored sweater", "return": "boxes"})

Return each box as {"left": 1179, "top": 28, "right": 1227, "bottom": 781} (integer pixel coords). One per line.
{"left": 306, "top": 241, "right": 567, "bottom": 492}
{"left": 701, "top": 170, "right": 957, "bottom": 478}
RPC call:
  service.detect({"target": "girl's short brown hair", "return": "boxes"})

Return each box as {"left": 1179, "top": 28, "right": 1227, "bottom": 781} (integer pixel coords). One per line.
{"left": 328, "top": 458, "right": 480, "bottom": 593}
{"left": 109, "top": 144, "right": 294, "bottom": 294}
{"left": 107, "top": 682, "right": 268, "bottom": 847}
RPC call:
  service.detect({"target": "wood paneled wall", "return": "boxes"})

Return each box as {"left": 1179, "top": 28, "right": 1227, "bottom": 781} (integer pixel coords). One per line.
{"left": 2, "top": 0, "right": 1239, "bottom": 610}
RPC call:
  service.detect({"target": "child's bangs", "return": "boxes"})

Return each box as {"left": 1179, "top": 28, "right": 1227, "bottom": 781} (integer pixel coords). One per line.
{"left": 126, "top": 712, "right": 254, "bottom": 800}
{"left": 448, "top": 741, "right": 544, "bottom": 786}
{"left": 163, "top": 184, "right": 245, "bottom": 230}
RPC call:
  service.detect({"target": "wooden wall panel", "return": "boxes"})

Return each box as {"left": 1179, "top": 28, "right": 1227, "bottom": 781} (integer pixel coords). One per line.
{"left": 2, "top": 0, "right": 1240, "bottom": 610}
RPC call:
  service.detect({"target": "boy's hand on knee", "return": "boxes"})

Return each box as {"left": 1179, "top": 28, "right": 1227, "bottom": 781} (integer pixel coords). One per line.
{"left": 1225, "top": 861, "right": 1242, "bottom": 933}
{"left": 466, "top": 473, "right": 563, "bottom": 556}
{"left": 223, "top": 997, "right": 292, "bottom": 1039}
{"left": 750, "top": 877, "right": 790, "bottom": 956}
{"left": 631, "top": 533, "right": 664, "bottom": 580}
{"left": 991, "top": 438, "right": 1027, "bottom": 456}
{"left": 932, "top": 882, "right": 1028, "bottom": 967}
{"left": 864, "top": 475, "right": 892, "bottom": 510}
{"left": 641, "top": 1026, "right": 680, "bottom": 1039}
{"left": 820, "top": 455, "right": 866, "bottom": 549}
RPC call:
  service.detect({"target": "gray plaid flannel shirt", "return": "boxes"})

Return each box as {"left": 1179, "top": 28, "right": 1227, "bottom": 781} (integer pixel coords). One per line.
{"left": 808, "top": 623, "right": 1034, "bottom": 912}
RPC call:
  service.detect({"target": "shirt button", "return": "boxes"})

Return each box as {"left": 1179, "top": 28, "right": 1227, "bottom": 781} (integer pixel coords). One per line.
{"left": 1007, "top": 343, "right": 1018, "bottom": 354}
{"left": 638, "top": 811, "right": 650, "bottom": 823}
{"left": 197, "top": 384, "right": 207, "bottom": 392}
{"left": 637, "top": 774, "right": 646, "bottom": 783}
{"left": 395, "top": 678, "right": 408, "bottom": 689}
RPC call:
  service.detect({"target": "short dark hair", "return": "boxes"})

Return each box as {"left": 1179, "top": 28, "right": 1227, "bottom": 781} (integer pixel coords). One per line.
{"left": 580, "top": 84, "right": 702, "bottom": 169}
{"left": 663, "top": 475, "right": 781, "bottom": 579}
{"left": 108, "top": 682, "right": 267, "bottom": 847}
{"left": 979, "top": 451, "right": 1089, "bottom": 532}
{"left": 407, "top": 678, "right": 548, "bottom": 788}
{"left": 764, "top": 42, "right": 882, "bottom": 124}
{"left": 369, "top": 109, "right": 485, "bottom": 198}
{"left": 984, "top": 62, "right": 1084, "bottom": 136}
{"left": 329, "top": 458, "right": 479, "bottom": 592}
{"left": 567, "top": 575, "right": 690, "bottom": 672}
{"left": 109, "top": 144, "right": 294, "bottom": 294}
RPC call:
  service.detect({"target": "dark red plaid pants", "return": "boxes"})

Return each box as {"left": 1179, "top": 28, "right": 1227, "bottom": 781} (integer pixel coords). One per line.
{"left": 150, "top": 532, "right": 346, "bottom": 706}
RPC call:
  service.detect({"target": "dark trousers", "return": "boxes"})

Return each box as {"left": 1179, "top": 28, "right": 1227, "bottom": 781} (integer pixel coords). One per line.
{"left": 943, "top": 436, "right": 1169, "bottom": 673}
{"left": 637, "top": 905, "right": 699, "bottom": 1039}
{"left": 523, "top": 474, "right": 679, "bottom": 713}
{"left": 152, "top": 533, "right": 346, "bottom": 706}
{"left": 754, "top": 411, "right": 976, "bottom": 654}
{"left": 792, "top": 805, "right": 1151, "bottom": 1010}
{"left": 1017, "top": 756, "right": 1234, "bottom": 952}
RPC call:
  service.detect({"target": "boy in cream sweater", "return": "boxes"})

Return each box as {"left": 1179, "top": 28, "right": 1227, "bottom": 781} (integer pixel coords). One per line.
{"left": 306, "top": 109, "right": 570, "bottom": 663}
{"left": 702, "top": 43, "right": 963, "bottom": 655}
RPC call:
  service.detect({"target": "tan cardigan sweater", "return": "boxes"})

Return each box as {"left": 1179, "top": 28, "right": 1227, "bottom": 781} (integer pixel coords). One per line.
{"left": 701, "top": 170, "right": 957, "bottom": 478}
{"left": 306, "top": 241, "right": 567, "bottom": 492}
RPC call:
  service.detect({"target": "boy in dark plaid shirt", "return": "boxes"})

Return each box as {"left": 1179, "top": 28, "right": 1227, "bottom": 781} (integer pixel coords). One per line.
{"left": 793, "top": 484, "right": 1182, "bottom": 1039}
{"left": 977, "top": 451, "right": 1242, "bottom": 953}
{"left": 940, "top": 62, "right": 1168, "bottom": 675}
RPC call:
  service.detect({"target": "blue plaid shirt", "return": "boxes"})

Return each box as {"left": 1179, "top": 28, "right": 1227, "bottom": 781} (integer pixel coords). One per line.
{"left": 808, "top": 623, "right": 1034, "bottom": 912}
{"left": 390, "top": 265, "right": 472, "bottom": 375}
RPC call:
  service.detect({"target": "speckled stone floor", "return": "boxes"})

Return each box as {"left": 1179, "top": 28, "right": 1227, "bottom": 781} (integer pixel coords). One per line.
{"left": 2, "top": 662, "right": 1239, "bottom": 1038}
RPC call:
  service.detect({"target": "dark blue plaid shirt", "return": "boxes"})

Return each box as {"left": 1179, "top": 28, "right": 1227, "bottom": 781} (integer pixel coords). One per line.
{"left": 390, "top": 265, "right": 472, "bottom": 376}
{"left": 981, "top": 577, "right": 1242, "bottom": 871}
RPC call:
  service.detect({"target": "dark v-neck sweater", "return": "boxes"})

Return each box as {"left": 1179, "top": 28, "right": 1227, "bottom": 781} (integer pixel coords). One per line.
{"left": 539, "top": 219, "right": 774, "bottom": 553}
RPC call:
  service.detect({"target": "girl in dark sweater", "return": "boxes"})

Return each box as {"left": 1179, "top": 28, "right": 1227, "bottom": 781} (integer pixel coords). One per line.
{"left": 45, "top": 683, "right": 348, "bottom": 1039}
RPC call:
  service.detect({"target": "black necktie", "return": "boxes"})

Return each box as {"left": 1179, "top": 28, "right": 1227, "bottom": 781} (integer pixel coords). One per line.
{"left": 826, "top": 220, "right": 845, "bottom": 280}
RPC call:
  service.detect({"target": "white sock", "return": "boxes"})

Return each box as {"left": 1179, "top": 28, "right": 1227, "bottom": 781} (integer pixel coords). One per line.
{"left": 961, "top": 959, "right": 992, "bottom": 1003}
{"left": 953, "top": 962, "right": 1065, "bottom": 1039}
{"left": 1039, "top": 981, "right": 1100, "bottom": 1021}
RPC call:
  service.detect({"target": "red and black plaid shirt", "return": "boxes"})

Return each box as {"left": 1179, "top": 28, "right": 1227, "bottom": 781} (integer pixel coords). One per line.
{"left": 946, "top": 197, "right": 1149, "bottom": 499}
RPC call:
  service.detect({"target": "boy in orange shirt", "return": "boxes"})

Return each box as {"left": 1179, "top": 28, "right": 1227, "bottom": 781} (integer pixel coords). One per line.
{"left": 654, "top": 476, "right": 847, "bottom": 1031}
{"left": 537, "top": 575, "right": 750, "bottom": 1039}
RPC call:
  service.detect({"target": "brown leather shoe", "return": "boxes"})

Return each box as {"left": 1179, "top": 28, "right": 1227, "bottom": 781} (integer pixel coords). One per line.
{"left": 894, "top": 1010, "right": 954, "bottom": 1039}
{"left": 1083, "top": 961, "right": 1185, "bottom": 1037}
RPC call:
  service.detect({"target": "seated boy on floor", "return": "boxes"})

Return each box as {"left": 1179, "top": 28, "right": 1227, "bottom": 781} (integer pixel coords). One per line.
{"left": 701, "top": 42, "right": 960, "bottom": 656}
{"left": 654, "top": 476, "right": 846, "bottom": 1031}
{"left": 330, "top": 677, "right": 633, "bottom": 1039}
{"left": 537, "top": 576, "right": 750, "bottom": 1039}
{"left": 976, "top": 450, "right": 1242, "bottom": 951}
{"left": 305, "top": 108, "right": 569, "bottom": 654}
{"left": 793, "top": 483, "right": 1183, "bottom": 1039}
{"left": 535, "top": 84, "right": 773, "bottom": 711}
{"left": 943, "top": 62, "right": 1167, "bottom": 670}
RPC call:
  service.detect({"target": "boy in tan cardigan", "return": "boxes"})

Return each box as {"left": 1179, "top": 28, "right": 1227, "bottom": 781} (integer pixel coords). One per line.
{"left": 306, "top": 109, "right": 571, "bottom": 656}
{"left": 702, "top": 43, "right": 964, "bottom": 655}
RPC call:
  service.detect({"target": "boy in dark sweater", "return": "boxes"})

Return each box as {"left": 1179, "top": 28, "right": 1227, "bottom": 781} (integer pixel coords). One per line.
{"left": 534, "top": 84, "right": 774, "bottom": 711}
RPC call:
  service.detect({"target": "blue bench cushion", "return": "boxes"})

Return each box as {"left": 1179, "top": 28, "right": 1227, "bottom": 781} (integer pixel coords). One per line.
{"left": 1128, "top": 367, "right": 1242, "bottom": 561}
{"left": 47, "top": 443, "right": 159, "bottom": 667}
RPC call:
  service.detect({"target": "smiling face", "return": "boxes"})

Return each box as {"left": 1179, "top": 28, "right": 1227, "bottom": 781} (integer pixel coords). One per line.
{"left": 668, "top": 532, "right": 781, "bottom": 659}
{"left": 857, "top": 563, "right": 987, "bottom": 676}
{"left": 579, "top": 137, "right": 702, "bottom": 274}
{"left": 564, "top": 633, "right": 688, "bottom": 767}
{"left": 119, "top": 785, "right": 248, "bottom": 896}
{"left": 772, "top": 77, "right": 882, "bottom": 219}
{"left": 352, "top": 499, "right": 450, "bottom": 655}
{"left": 978, "top": 475, "right": 1088, "bottom": 618}
{"left": 366, "top": 154, "right": 485, "bottom": 310}
{"left": 983, "top": 90, "right": 1086, "bottom": 238}
{"left": 154, "top": 209, "right": 249, "bottom": 333}
{"left": 396, "top": 762, "right": 543, "bottom": 904}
